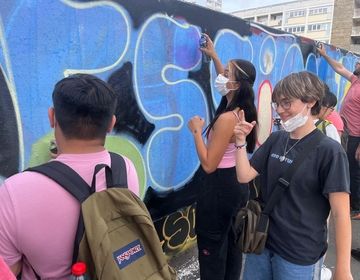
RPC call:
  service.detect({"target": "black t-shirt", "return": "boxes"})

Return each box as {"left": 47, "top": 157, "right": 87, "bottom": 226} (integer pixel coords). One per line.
{"left": 250, "top": 129, "right": 350, "bottom": 265}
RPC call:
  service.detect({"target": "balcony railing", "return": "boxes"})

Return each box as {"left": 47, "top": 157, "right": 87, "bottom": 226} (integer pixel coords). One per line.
{"left": 269, "top": 20, "right": 282, "bottom": 26}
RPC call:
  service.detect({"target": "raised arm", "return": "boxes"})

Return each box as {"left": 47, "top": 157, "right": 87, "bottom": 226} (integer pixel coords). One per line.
{"left": 317, "top": 43, "right": 353, "bottom": 81}
{"left": 200, "top": 34, "right": 224, "bottom": 75}
{"left": 234, "top": 110, "right": 258, "bottom": 183}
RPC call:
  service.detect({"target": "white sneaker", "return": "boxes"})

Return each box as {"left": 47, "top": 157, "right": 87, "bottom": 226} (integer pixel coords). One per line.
{"left": 321, "top": 265, "right": 332, "bottom": 280}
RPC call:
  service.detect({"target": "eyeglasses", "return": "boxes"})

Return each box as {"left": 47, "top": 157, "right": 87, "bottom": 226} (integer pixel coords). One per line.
{"left": 325, "top": 106, "right": 335, "bottom": 112}
{"left": 271, "top": 100, "right": 293, "bottom": 111}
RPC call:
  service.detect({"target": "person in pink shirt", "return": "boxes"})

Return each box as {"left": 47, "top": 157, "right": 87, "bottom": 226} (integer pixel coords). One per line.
{"left": 0, "top": 256, "right": 16, "bottom": 280}
{"left": 318, "top": 44, "right": 360, "bottom": 217}
{"left": 326, "top": 110, "right": 344, "bottom": 136}
{"left": 318, "top": 44, "right": 360, "bottom": 263}
{"left": 0, "top": 74, "right": 139, "bottom": 279}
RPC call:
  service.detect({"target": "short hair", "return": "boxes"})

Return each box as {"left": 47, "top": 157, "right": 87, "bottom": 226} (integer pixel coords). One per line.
{"left": 272, "top": 71, "right": 325, "bottom": 115}
{"left": 321, "top": 85, "right": 337, "bottom": 108}
{"left": 52, "top": 74, "right": 117, "bottom": 140}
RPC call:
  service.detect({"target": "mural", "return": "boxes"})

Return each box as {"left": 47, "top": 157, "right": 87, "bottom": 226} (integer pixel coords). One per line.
{"left": 0, "top": 0, "right": 359, "bottom": 253}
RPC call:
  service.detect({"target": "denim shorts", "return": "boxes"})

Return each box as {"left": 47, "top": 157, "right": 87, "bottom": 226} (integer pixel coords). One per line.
{"left": 242, "top": 248, "right": 322, "bottom": 280}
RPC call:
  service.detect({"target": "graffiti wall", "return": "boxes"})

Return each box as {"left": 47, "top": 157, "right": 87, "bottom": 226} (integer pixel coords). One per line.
{"left": 0, "top": 0, "right": 359, "bottom": 254}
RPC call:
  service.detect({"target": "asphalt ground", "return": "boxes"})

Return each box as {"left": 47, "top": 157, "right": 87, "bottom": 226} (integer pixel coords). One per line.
{"left": 171, "top": 218, "right": 360, "bottom": 279}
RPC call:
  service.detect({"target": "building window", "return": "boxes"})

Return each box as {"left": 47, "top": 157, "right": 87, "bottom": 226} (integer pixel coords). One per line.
{"left": 352, "top": 37, "right": 360, "bottom": 44}
{"left": 271, "top": 13, "right": 282, "bottom": 21}
{"left": 309, "top": 6, "right": 330, "bottom": 16}
{"left": 284, "top": 25, "right": 305, "bottom": 33}
{"left": 288, "top": 10, "right": 305, "bottom": 18}
{"left": 257, "top": 15, "right": 268, "bottom": 24}
{"left": 308, "top": 23, "right": 329, "bottom": 31}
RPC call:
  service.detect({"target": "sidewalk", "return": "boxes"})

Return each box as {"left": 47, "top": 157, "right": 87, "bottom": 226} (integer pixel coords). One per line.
{"left": 171, "top": 218, "right": 360, "bottom": 279}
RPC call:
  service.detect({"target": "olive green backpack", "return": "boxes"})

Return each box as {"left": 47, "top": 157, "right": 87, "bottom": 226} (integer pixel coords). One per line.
{"left": 28, "top": 152, "right": 176, "bottom": 280}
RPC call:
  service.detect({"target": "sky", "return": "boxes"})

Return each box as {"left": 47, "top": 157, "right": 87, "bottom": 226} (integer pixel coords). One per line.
{"left": 196, "top": 0, "right": 292, "bottom": 13}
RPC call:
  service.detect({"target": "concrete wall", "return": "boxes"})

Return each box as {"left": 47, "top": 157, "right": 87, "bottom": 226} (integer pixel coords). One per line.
{"left": 0, "top": 0, "right": 359, "bottom": 255}
{"left": 331, "top": 0, "right": 353, "bottom": 49}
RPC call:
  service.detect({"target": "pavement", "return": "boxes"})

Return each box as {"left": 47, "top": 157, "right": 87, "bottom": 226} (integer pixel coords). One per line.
{"left": 170, "top": 218, "right": 360, "bottom": 279}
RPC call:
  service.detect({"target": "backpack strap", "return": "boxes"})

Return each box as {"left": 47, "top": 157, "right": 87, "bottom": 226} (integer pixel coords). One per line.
{"left": 90, "top": 152, "right": 127, "bottom": 189}
{"left": 26, "top": 161, "right": 91, "bottom": 264}
{"left": 315, "top": 119, "right": 330, "bottom": 136}
{"left": 315, "top": 119, "right": 322, "bottom": 127}
{"left": 109, "top": 152, "right": 128, "bottom": 187}
{"left": 26, "top": 152, "right": 128, "bottom": 264}
{"left": 26, "top": 161, "right": 91, "bottom": 202}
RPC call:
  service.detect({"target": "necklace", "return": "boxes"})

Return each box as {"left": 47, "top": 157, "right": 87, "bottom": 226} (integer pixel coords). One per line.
{"left": 279, "top": 136, "right": 302, "bottom": 162}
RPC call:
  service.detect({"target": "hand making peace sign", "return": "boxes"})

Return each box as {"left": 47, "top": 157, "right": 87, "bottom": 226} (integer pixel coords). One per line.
{"left": 233, "top": 110, "right": 257, "bottom": 144}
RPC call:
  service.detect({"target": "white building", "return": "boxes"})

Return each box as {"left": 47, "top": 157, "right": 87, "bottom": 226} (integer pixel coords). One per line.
{"left": 232, "top": 0, "right": 334, "bottom": 43}
{"left": 206, "top": 0, "right": 222, "bottom": 11}
{"left": 180, "top": 0, "right": 222, "bottom": 11}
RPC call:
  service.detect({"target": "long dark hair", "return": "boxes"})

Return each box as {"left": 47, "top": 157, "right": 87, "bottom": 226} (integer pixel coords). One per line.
{"left": 205, "top": 59, "right": 258, "bottom": 153}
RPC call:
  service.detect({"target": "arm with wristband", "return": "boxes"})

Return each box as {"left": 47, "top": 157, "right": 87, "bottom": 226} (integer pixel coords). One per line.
{"left": 234, "top": 110, "right": 258, "bottom": 182}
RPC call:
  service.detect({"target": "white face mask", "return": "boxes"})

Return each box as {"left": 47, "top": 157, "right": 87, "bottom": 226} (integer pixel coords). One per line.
{"left": 281, "top": 105, "right": 309, "bottom": 132}
{"left": 214, "top": 74, "right": 232, "bottom": 96}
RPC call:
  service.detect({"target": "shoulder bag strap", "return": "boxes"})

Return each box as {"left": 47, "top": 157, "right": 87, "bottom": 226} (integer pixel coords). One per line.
{"left": 262, "top": 130, "right": 325, "bottom": 215}
{"left": 251, "top": 131, "right": 279, "bottom": 198}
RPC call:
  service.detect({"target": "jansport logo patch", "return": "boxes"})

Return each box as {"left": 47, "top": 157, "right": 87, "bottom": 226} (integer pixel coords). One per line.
{"left": 113, "top": 239, "right": 145, "bottom": 269}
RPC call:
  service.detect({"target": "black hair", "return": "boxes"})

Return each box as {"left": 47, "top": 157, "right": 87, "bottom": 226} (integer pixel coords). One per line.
{"left": 321, "top": 85, "right": 337, "bottom": 108}
{"left": 52, "top": 74, "right": 117, "bottom": 140}
{"left": 205, "top": 59, "right": 258, "bottom": 153}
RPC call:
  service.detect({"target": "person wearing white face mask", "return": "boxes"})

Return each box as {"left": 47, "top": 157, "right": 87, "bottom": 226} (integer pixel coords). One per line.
{"left": 188, "top": 34, "right": 258, "bottom": 280}
{"left": 234, "top": 71, "right": 352, "bottom": 280}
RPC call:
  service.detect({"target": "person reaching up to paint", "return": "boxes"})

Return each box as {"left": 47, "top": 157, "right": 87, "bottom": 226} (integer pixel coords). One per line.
{"left": 317, "top": 43, "right": 360, "bottom": 221}
{"left": 188, "top": 33, "right": 258, "bottom": 280}
{"left": 233, "top": 71, "right": 352, "bottom": 280}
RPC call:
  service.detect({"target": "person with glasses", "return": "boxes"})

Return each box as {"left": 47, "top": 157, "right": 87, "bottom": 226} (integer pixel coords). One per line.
{"left": 188, "top": 34, "right": 257, "bottom": 280}
{"left": 234, "top": 71, "right": 352, "bottom": 280}
{"left": 317, "top": 43, "right": 360, "bottom": 221}
{"left": 314, "top": 86, "right": 341, "bottom": 142}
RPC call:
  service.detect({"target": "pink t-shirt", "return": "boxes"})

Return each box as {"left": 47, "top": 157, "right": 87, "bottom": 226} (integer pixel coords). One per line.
{"left": 207, "top": 111, "right": 239, "bottom": 169}
{"left": 340, "top": 75, "right": 360, "bottom": 136}
{"left": 326, "top": 111, "right": 344, "bottom": 133}
{"left": 0, "top": 256, "right": 16, "bottom": 280}
{"left": 217, "top": 142, "right": 237, "bottom": 168}
{"left": 0, "top": 150, "right": 139, "bottom": 279}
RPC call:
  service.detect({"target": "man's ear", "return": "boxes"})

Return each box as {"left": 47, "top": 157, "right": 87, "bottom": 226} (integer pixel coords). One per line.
{"left": 107, "top": 115, "right": 116, "bottom": 132}
{"left": 48, "top": 107, "right": 55, "bottom": 128}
